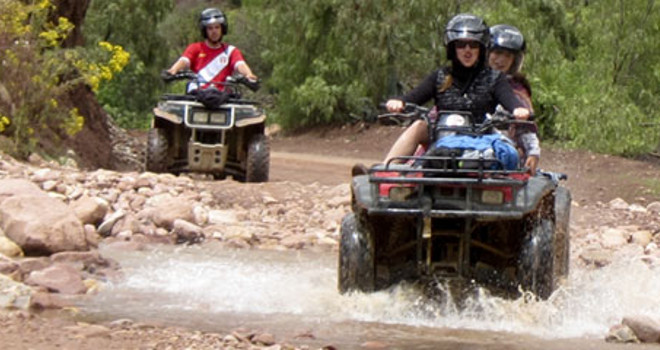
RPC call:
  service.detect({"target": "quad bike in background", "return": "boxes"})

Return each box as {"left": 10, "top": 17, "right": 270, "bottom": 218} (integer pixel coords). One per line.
{"left": 146, "top": 71, "right": 269, "bottom": 182}
{"left": 339, "top": 104, "right": 571, "bottom": 300}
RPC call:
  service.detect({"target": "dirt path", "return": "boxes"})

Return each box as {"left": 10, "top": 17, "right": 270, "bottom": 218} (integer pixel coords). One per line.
{"left": 270, "top": 123, "right": 660, "bottom": 204}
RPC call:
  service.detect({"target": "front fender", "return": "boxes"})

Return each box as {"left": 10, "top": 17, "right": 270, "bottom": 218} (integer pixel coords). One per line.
{"left": 153, "top": 107, "right": 183, "bottom": 125}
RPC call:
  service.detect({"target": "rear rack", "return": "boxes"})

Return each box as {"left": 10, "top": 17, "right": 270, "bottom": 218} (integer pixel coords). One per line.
{"left": 367, "top": 155, "right": 529, "bottom": 219}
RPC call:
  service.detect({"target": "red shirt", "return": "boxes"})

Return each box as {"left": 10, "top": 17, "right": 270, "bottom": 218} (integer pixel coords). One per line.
{"left": 182, "top": 42, "right": 245, "bottom": 90}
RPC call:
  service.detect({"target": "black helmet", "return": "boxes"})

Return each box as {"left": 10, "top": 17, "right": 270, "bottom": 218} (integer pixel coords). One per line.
{"left": 489, "top": 24, "right": 526, "bottom": 74}
{"left": 199, "top": 8, "right": 228, "bottom": 38}
{"left": 444, "top": 13, "right": 489, "bottom": 47}
{"left": 489, "top": 24, "right": 526, "bottom": 52}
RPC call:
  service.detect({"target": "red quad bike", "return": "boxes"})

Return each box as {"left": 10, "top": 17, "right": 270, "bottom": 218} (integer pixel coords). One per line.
{"left": 146, "top": 72, "right": 269, "bottom": 182}
{"left": 339, "top": 104, "right": 570, "bottom": 300}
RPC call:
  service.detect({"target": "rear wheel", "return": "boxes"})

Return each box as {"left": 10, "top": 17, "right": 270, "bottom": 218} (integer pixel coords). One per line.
{"left": 338, "top": 212, "right": 375, "bottom": 293}
{"left": 245, "top": 134, "right": 270, "bottom": 182}
{"left": 145, "top": 128, "right": 169, "bottom": 173}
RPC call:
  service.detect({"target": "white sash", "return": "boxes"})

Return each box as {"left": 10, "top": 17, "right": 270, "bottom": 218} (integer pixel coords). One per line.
{"left": 198, "top": 45, "right": 235, "bottom": 83}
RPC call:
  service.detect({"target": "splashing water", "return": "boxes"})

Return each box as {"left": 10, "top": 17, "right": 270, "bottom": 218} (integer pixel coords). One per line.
{"left": 84, "top": 244, "right": 660, "bottom": 340}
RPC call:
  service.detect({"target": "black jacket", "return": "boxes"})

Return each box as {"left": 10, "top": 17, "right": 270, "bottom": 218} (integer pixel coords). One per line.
{"left": 400, "top": 66, "right": 523, "bottom": 123}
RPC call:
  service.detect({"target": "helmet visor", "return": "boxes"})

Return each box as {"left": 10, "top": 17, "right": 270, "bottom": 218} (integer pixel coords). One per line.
{"left": 491, "top": 28, "right": 525, "bottom": 51}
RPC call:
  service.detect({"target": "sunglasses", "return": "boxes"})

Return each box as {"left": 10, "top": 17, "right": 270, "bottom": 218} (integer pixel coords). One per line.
{"left": 455, "top": 41, "right": 480, "bottom": 49}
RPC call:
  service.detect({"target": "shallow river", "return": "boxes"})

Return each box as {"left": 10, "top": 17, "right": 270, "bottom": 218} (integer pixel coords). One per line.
{"left": 79, "top": 244, "right": 660, "bottom": 349}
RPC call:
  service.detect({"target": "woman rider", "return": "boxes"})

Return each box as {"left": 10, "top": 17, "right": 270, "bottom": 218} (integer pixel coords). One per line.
{"left": 381, "top": 14, "right": 531, "bottom": 164}
{"left": 488, "top": 24, "right": 540, "bottom": 174}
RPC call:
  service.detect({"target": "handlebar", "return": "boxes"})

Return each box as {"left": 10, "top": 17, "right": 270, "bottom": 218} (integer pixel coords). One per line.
{"left": 160, "top": 70, "right": 260, "bottom": 91}
{"left": 376, "top": 102, "right": 431, "bottom": 125}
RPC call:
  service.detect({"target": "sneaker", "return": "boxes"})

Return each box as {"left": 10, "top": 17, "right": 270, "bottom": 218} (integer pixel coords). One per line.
{"left": 351, "top": 163, "right": 369, "bottom": 177}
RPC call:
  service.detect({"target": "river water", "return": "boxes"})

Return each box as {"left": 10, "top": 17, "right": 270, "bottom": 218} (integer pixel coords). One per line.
{"left": 79, "top": 244, "right": 660, "bottom": 349}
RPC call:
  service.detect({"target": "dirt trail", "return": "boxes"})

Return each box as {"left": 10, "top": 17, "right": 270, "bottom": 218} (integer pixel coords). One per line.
{"left": 270, "top": 123, "right": 660, "bottom": 204}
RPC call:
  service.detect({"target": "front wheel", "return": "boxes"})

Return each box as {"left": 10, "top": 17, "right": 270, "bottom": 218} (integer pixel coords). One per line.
{"left": 245, "top": 134, "right": 270, "bottom": 182}
{"left": 517, "top": 195, "right": 556, "bottom": 300}
{"left": 338, "top": 212, "right": 375, "bottom": 294}
{"left": 145, "top": 128, "right": 169, "bottom": 173}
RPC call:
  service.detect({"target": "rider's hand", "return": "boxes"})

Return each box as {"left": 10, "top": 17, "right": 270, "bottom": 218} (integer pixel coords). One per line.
{"left": 160, "top": 69, "right": 174, "bottom": 81}
{"left": 513, "top": 107, "right": 530, "bottom": 120}
{"left": 386, "top": 99, "right": 404, "bottom": 113}
{"left": 525, "top": 155, "right": 538, "bottom": 176}
{"left": 246, "top": 73, "right": 258, "bottom": 82}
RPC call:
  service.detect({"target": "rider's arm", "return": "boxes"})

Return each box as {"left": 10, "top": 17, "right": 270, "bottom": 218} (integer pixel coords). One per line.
{"left": 387, "top": 70, "right": 439, "bottom": 112}
{"left": 493, "top": 75, "right": 529, "bottom": 119}
{"left": 166, "top": 57, "right": 190, "bottom": 75}
{"left": 235, "top": 62, "right": 258, "bottom": 81}
{"left": 402, "top": 70, "right": 439, "bottom": 105}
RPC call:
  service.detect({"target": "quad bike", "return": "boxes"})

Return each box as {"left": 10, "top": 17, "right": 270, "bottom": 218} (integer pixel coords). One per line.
{"left": 339, "top": 104, "right": 571, "bottom": 300}
{"left": 145, "top": 71, "right": 269, "bottom": 182}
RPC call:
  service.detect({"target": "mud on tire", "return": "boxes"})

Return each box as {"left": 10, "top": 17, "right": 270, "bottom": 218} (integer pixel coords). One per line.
{"left": 246, "top": 134, "right": 270, "bottom": 183}
{"left": 338, "top": 212, "right": 375, "bottom": 293}
{"left": 145, "top": 128, "right": 169, "bottom": 173}
{"left": 554, "top": 186, "right": 571, "bottom": 279}
{"left": 517, "top": 193, "right": 556, "bottom": 300}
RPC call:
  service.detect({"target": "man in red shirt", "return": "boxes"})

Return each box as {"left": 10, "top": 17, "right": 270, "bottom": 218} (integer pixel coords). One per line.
{"left": 165, "top": 8, "right": 258, "bottom": 92}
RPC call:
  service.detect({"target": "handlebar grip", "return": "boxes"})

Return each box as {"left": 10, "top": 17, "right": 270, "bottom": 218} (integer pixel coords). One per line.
{"left": 160, "top": 70, "right": 175, "bottom": 82}
{"left": 243, "top": 78, "right": 261, "bottom": 92}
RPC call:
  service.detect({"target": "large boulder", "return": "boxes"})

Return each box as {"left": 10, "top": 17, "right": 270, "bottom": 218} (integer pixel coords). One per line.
{"left": 0, "top": 195, "right": 87, "bottom": 255}
{"left": 0, "top": 179, "right": 45, "bottom": 203}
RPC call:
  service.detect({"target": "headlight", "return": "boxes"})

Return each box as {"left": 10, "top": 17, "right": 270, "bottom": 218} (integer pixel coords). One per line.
{"left": 445, "top": 114, "right": 467, "bottom": 126}
{"left": 192, "top": 111, "right": 208, "bottom": 124}
{"left": 209, "top": 112, "right": 227, "bottom": 124}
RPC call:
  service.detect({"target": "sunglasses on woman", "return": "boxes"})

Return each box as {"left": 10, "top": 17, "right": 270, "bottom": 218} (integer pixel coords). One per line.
{"left": 455, "top": 41, "right": 480, "bottom": 49}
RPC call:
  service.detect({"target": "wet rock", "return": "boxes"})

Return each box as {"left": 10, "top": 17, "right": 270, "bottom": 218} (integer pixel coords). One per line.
{"left": 192, "top": 205, "right": 209, "bottom": 226}
{"left": 600, "top": 227, "right": 628, "bottom": 248}
{"left": 25, "top": 263, "right": 87, "bottom": 294}
{"left": 623, "top": 316, "right": 660, "bottom": 343}
{"left": 50, "top": 250, "right": 111, "bottom": 270}
{"left": 101, "top": 240, "right": 146, "bottom": 252}
{"left": 253, "top": 332, "right": 276, "bottom": 346}
{"left": 173, "top": 219, "right": 204, "bottom": 244}
{"left": 108, "top": 318, "right": 134, "bottom": 328}
{"left": 606, "top": 324, "right": 640, "bottom": 343}
{"left": 29, "top": 291, "right": 72, "bottom": 310}
{"left": 0, "top": 274, "right": 32, "bottom": 310}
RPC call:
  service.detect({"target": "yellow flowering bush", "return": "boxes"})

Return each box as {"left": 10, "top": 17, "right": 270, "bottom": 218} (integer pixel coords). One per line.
{"left": 73, "top": 42, "right": 131, "bottom": 92}
{"left": 0, "top": 115, "right": 10, "bottom": 133}
{"left": 0, "top": 0, "right": 129, "bottom": 158}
